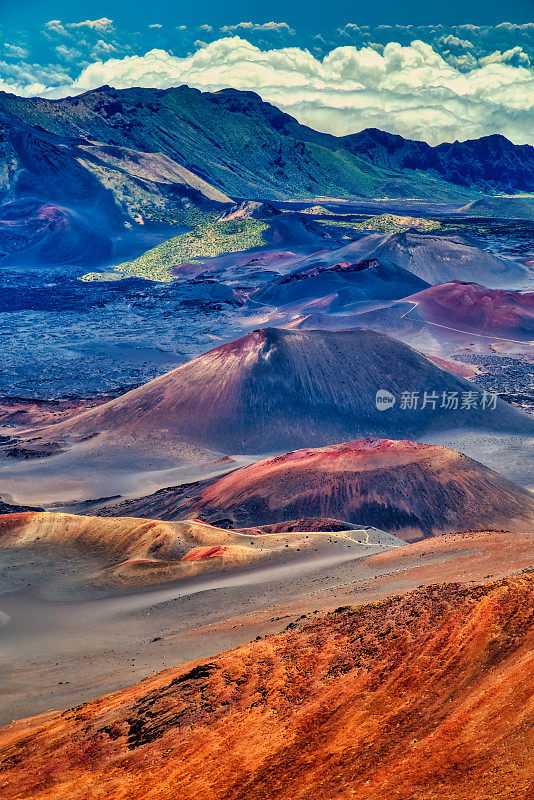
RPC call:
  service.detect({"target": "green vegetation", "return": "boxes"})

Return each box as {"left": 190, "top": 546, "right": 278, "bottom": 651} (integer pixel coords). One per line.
{"left": 319, "top": 213, "right": 441, "bottom": 233}
{"left": 139, "top": 205, "right": 212, "bottom": 226}
{"left": 82, "top": 215, "right": 270, "bottom": 282}
{"left": 300, "top": 205, "right": 335, "bottom": 215}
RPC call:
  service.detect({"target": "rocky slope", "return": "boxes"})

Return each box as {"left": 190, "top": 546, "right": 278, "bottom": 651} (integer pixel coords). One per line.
{"left": 1, "top": 575, "right": 532, "bottom": 799}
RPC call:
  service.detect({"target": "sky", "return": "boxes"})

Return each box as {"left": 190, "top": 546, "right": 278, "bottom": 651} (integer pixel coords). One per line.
{"left": 2, "top": 0, "right": 533, "bottom": 29}
{"left": 1, "top": 2, "right": 533, "bottom": 145}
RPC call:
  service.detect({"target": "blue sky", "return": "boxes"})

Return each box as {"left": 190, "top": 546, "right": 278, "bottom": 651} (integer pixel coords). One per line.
{"left": 1, "top": 3, "right": 533, "bottom": 145}
{"left": 2, "top": 0, "right": 533, "bottom": 29}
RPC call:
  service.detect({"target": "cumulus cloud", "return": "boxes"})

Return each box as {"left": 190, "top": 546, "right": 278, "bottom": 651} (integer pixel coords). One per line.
{"left": 90, "top": 40, "right": 120, "bottom": 59}
{"left": 496, "top": 22, "right": 534, "bottom": 31}
{"left": 44, "top": 19, "right": 70, "bottom": 37}
{"left": 13, "top": 36, "right": 534, "bottom": 146}
{"left": 479, "top": 47, "right": 530, "bottom": 68}
{"left": 438, "top": 34, "right": 474, "bottom": 50}
{"left": 148, "top": 24, "right": 163, "bottom": 29}
{"left": 67, "top": 18, "right": 114, "bottom": 32}
{"left": 0, "top": 59, "right": 72, "bottom": 96}
{"left": 221, "top": 21, "right": 293, "bottom": 34}
{"left": 4, "top": 44, "right": 29, "bottom": 58}
{"left": 55, "top": 45, "right": 82, "bottom": 61}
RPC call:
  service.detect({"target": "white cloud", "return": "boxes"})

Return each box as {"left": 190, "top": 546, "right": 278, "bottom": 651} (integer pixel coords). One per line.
{"left": 438, "top": 34, "right": 474, "bottom": 50}
{"left": 199, "top": 25, "right": 213, "bottom": 33}
{"left": 496, "top": 22, "right": 534, "bottom": 31}
{"left": 55, "top": 45, "right": 81, "bottom": 61}
{"left": 67, "top": 18, "right": 114, "bottom": 32}
{"left": 0, "top": 60, "right": 71, "bottom": 96}
{"left": 149, "top": 24, "right": 163, "bottom": 29}
{"left": 479, "top": 47, "right": 530, "bottom": 68}
{"left": 221, "top": 21, "right": 293, "bottom": 34}
{"left": 11, "top": 36, "right": 534, "bottom": 146}
{"left": 4, "top": 44, "right": 29, "bottom": 58}
{"left": 90, "top": 40, "right": 120, "bottom": 59}
{"left": 44, "top": 19, "right": 70, "bottom": 37}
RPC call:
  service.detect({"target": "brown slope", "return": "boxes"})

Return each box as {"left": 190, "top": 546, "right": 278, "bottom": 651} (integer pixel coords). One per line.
{"left": 0, "top": 576, "right": 532, "bottom": 800}
{"left": 109, "top": 439, "right": 534, "bottom": 540}
{"left": 10, "top": 328, "right": 532, "bottom": 461}
{"left": 406, "top": 281, "right": 534, "bottom": 340}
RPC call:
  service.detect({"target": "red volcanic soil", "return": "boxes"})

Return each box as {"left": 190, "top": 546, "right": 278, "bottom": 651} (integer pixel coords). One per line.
{"left": 407, "top": 281, "right": 534, "bottom": 339}
{"left": 0, "top": 392, "right": 123, "bottom": 428}
{"left": 181, "top": 545, "right": 228, "bottom": 562}
{"left": 1, "top": 575, "right": 532, "bottom": 800}
{"left": 0, "top": 201, "right": 69, "bottom": 252}
{"left": 236, "top": 517, "right": 359, "bottom": 535}
{"left": 425, "top": 355, "right": 480, "bottom": 379}
{"left": 114, "top": 439, "right": 534, "bottom": 540}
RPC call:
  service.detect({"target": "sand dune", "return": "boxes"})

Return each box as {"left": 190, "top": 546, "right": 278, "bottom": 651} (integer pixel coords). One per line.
{"left": 0, "top": 511, "right": 400, "bottom": 588}
{"left": 1, "top": 575, "right": 532, "bottom": 800}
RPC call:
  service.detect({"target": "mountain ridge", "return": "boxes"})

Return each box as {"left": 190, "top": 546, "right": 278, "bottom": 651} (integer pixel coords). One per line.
{"left": 2, "top": 84, "right": 526, "bottom": 206}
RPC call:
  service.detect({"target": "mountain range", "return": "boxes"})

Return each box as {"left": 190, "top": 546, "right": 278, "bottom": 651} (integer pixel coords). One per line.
{"left": 2, "top": 86, "right": 534, "bottom": 233}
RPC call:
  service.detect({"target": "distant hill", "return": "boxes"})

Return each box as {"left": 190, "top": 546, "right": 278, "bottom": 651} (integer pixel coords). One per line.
{"left": 458, "top": 196, "right": 534, "bottom": 220}
{"left": 340, "top": 128, "right": 534, "bottom": 195}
